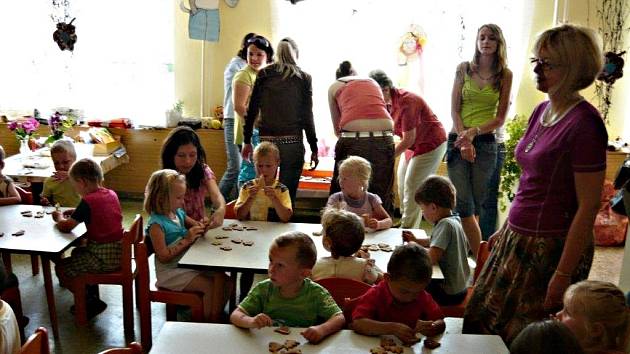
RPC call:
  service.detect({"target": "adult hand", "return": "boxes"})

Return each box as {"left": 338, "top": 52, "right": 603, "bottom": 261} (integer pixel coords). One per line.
{"left": 251, "top": 313, "right": 273, "bottom": 329}
{"left": 544, "top": 272, "right": 572, "bottom": 312}
{"left": 460, "top": 144, "right": 476, "bottom": 163}
{"left": 241, "top": 144, "right": 253, "bottom": 163}
{"left": 455, "top": 128, "right": 476, "bottom": 147}
{"left": 309, "top": 152, "right": 319, "bottom": 171}
{"left": 52, "top": 170, "right": 69, "bottom": 181}
{"left": 389, "top": 323, "right": 418, "bottom": 345}
{"left": 301, "top": 326, "right": 325, "bottom": 343}
{"left": 208, "top": 213, "right": 223, "bottom": 229}
{"left": 487, "top": 230, "right": 501, "bottom": 250}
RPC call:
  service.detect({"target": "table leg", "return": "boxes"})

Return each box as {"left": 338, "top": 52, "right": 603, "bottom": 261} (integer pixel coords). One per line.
{"left": 41, "top": 257, "right": 59, "bottom": 339}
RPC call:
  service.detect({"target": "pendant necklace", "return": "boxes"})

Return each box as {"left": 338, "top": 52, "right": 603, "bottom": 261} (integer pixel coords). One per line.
{"left": 524, "top": 98, "right": 583, "bottom": 153}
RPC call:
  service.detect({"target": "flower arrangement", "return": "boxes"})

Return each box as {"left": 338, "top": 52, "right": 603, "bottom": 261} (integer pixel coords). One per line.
{"left": 45, "top": 111, "right": 74, "bottom": 144}
{"left": 8, "top": 117, "right": 40, "bottom": 141}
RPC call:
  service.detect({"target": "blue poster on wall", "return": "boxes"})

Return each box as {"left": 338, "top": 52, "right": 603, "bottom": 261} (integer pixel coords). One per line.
{"left": 189, "top": 8, "right": 219, "bottom": 42}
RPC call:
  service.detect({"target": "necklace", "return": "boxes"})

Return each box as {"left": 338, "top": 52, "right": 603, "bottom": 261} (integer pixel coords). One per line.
{"left": 524, "top": 99, "right": 583, "bottom": 153}
{"left": 476, "top": 71, "right": 495, "bottom": 81}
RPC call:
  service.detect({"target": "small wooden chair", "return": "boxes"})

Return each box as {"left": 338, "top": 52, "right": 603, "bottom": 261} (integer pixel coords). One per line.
{"left": 440, "top": 241, "right": 490, "bottom": 317}
{"left": 316, "top": 277, "right": 372, "bottom": 327}
{"left": 135, "top": 231, "right": 204, "bottom": 350}
{"left": 20, "top": 327, "right": 50, "bottom": 354}
{"left": 68, "top": 214, "right": 142, "bottom": 335}
{"left": 224, "top": 200, "right": 236, "bottom": 219}
{"left": 2, "top": 286, "right": 26, "bottom": 342}
{"left": 97, "top": 342, "right": 142, "bottom": 354}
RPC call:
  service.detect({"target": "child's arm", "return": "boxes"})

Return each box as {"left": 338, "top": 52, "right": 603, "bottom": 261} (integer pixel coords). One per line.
{"left": 149, "top": 223, "right": 204, "bottom": 264}
{"left": 0, "top": 182, "right": 20, "bottom": 206}
{"left": 235, "top": 185, "right": 258, "bottom": 220}
{"left": 229, "top": 307, "right": 272, "bottom": 329}
{"left": 427, "top": 246, "right": 445, "bottom": 265}
{"left": 52, "top": 210, "right": 79, "bottom": 232}
{"left": 415, "top": 319, "right": 445, "bottom": 337}
{"left": 204, "top": 178, "right": 226, "bottom": 229}
{"left": 401, "top": 231, "right": 430, "bottom": 247}
{"left": 300, "top": 313, "right": 345, "bottom": 344}
{"left": 264, "top": 187, "right": 292, "bottom": 223}
{"left": 352, "top": 318, "right": 418, "bottom": 344}
{"left": 366, "top": 203, "right": 392, "bottom": 230}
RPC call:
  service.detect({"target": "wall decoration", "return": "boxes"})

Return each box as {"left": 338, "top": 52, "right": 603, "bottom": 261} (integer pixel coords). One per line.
{"left": 224, "top": 0, "right": 239, "bottom": 8}
{"left": 51, "top": 0, "right": 77, "bottom": 51}
{"left": 181, "top": 0, "right": 220, "bottom": 42}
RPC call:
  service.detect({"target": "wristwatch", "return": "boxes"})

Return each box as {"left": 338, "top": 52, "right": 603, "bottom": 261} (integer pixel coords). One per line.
{"left": 224, "top": 0, "right": 238, "bottom": 7}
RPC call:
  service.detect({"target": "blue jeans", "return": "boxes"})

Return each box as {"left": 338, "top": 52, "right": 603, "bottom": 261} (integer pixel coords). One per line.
{"left": 479, "top": 142, "right": 506, "bottom": 240}
{"left": 276, "top": 142, "right": 305, "bottom": 208}
{"left": 446, "top": 133, "right": 497, "bottom": 218}
{"left": 219, "top": 118, "right": 241, "bottom": 201}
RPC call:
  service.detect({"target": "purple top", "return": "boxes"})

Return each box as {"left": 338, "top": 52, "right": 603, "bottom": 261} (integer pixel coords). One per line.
{"left": 327, "top": 191, "right": 382, "bottom": 217}
{"left": 184, "top": 164, "right": 216, "bottom": 221}
{"left": 508, "top": 101, "right": 607, "bottom": 237}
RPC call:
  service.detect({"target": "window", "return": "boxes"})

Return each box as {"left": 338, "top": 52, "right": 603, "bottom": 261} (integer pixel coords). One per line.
{"left": 0, "top": 1, "right": 174, "bottom": 127}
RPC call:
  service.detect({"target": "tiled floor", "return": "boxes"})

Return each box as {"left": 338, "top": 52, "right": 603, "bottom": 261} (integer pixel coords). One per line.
{"left": 10, "top": 198, "right": 626, "bottom": 353}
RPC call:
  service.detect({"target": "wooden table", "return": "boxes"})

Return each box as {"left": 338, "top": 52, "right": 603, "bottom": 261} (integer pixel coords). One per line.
{"left": 178, "top": 219, "right": 444, "bottom": 279}
{"left": 150, "top": 320, "right": 508, "bottom": 354}
{"left": 0, "top": 204, "right": 86, "bottom": 339}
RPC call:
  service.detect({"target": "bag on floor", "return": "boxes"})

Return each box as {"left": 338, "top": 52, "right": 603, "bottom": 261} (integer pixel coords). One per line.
{"left": 594, "top": 203, "right": 628, "bottom": 246}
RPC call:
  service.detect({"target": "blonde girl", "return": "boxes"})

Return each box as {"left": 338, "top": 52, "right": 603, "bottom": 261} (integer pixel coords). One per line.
{"left": 144, "top": 169, "right": 229, "bottom": 322}
{"left": 326, "top": 156, "right": 392, "bottom": 231}
{"left": 555, "top": 280, "right": 629, "bottom": 354}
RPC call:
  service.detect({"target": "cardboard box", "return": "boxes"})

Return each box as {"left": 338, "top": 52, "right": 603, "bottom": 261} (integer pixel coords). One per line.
{"left": 93, "top": 141, "right": 123, "bottom": 155}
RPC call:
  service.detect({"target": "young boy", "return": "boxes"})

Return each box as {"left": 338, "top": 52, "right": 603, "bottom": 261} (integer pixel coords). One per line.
{"left": 41, "top": 140, "right": 80, "bottom": 207}
{"left": 352, "top": 243, "right": 445, "bottom": 345}
{"left": 0, "top": 146, "right": 21, "bottom": 205}
{"left": 230, "top": 231, "right": 345, "bottom": 344}
{"left": 402, "top": 175, "right": 471, "bottom": 305}
{"left": 235, "top": 142, "right": 292, "bottom": 222}
{"left": 53, "top": 158, "right": 124, "bottom": 317}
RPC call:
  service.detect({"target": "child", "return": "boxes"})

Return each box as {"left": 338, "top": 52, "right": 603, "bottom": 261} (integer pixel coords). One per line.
{"left": 0, "top": 146, "right": 21, "bottom": 205}
{"left": 235, "top": 142, "right": 292, "bottom": 222}
{"left": 53, "top": 158, "right": 124, "bottom": 316}
{"left": 41, "top": 140, "right": 80, "bottom": 207}
{"left": 311, "top": 208, "right": 382, "bottom": 284}
{"left": 510, "top": 320, "right": 584, "bottom": 354}
{"left": 230, "top": 231, "right": 345, "bottom": 344}
{"left": 144, "top": 169, "right": 229, "bottom": 322}
{"left": 402, "top": 175, "right": 471, "bottom": 305}
{"left": 327, "top": 156, "right": 392, "bottom": 231}
{"left": 161, "top": 126, "right": 226, "bottom": 228}
{"left": 554, "top": 280, "right": 630, "bottom": 354}
{"left": 352, "top": 243, "right": 445, "bottom": 345}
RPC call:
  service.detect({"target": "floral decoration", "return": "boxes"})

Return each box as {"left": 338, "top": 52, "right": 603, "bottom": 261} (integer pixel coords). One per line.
{"left": 8, "top": 117, "right": 40, "bottom": 141}
{"left": 45, "top": 111, "right": 74, "bottom": 144}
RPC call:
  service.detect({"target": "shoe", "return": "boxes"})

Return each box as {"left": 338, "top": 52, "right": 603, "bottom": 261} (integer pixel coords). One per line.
{"left": 70, "top": 298, "right": 108, "bottom": 319}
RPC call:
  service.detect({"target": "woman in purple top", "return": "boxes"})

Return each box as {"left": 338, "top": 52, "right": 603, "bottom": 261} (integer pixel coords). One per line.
{"left": 463, "top": 25, "right": 607, "bottom": 344}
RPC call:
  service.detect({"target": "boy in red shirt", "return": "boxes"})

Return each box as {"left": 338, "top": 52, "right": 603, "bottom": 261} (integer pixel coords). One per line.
{"left": 352, "top": 243, "right": 445, "bottom": 344}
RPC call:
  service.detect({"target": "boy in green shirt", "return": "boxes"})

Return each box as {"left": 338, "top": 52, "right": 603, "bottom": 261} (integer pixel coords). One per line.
{"left": 230, "top": 231, "right": 345, "bottom": 343}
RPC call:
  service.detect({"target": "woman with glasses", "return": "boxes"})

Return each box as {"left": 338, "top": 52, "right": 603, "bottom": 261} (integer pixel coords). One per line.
{"left": 328, "top": 61, "right": 395, "bottom": 214}
{"left": 448, "top": 24, "right": 513, "bottom": 258}
{"left": 241, "top": 38, "right": 317, "bottom": 206}
{"left": 463, "top": 24, "right": 606, "bottom": 345}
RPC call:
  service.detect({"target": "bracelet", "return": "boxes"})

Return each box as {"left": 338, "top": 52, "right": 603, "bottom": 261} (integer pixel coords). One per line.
{"left": 555, "top": 269, "right": 572, "bottom": 278}
{"left": 475, "top": 126, "right": 481, "bottom": 136}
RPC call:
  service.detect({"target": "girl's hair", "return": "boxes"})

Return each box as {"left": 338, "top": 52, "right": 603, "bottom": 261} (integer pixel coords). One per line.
{"left": 336, "top": 60, "right": 356, "bottom": 79}
{"left": 471, "top": 24, "right": 508, "bottom": 91}
{"left": 246, "top": 35, "right": 274, "bottom": 64}
{"left": 237, "top": 32, "right": 257, "bottom": 60}
{"left": 321, "top": 207, "right": 364, "bottom": 257}
{"left": 281, "top": 37, "right": 299, "bottom": 59}
{"left": 144, "top": 169, "right": 186, "bottom": 215}
{"left": 0, "top": 145, "right": 5, "bottom": 165}
{"left": 50, "top": 139, "right": 77, "bottom": 158}
{"left": 369, "top": 69, "right": 393, "bottom": 90}
{"left": 69, "top": 158, "right": 103, "bottom": 184}
{"left": 533, "top": 24, "right": 602, "bottom": 99}
{"left": 338, "top": 156, "right": 371, "bottom": 189}
{"left": 253, "top": 141, "right": 280, "bottom": 163}
{"left": 510, "top": 320, "right": 584, "bottom": 354}
{"left": 160, "top": 126, "right": 207, "bottom": 190}
{"left": 274, "top": 39, "right": 303, "bottom": 80}
{"left": 565, "top": 280, "right": 629, "bottom": 352}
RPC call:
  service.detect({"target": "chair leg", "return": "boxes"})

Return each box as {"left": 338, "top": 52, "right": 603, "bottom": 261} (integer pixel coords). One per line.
{"left": 122, "top": 281, "right": 134, "bottom": 335}
{"left": 2, "top": 252, "right": 12, "bottom": 273}
{"left": 30, "top": 255, "right": 39, "bottom": 276}
{"left": 138, "top": 296, "right": 152, "bottom": 351}
{"left": 165, "top": 304, "right": 178, "bottom": 321}
{"left": 73, "top": 282, "right": 89, "bottom": 326}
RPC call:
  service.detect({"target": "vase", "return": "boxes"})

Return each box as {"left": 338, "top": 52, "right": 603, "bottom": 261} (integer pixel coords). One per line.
{"left": 19, "top": 139, "right": 31, "bottom": 155}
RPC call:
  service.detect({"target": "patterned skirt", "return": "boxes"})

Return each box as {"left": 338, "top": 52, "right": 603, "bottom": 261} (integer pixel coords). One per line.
{"left": 462, "top": 224, "right": 593, "bottom": 344}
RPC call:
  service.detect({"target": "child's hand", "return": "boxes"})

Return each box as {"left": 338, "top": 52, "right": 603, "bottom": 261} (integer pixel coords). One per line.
{"left": 186, "top": 225, "right": 205, "bottom": 241}
{"left": 402, "top": 230, "right": 418, "bottom": 243}
{"left": 263, "top": 186, "right": 277, "bottom": 200}
{"left": 62, "top": 209, "right": 74, "bottom": 217}
{"left": 389, "top": 322, "right": 418, "bottom": 345}
{"left": 40, "top": 196, "right": 51, "bottom": 206}
{"left": 52, "top": 210, "right": 62, "bottom": 222}
{"left": 52, "top": 170, "right": 69, "bottom": 181}
{"left": 247, "top": 185, "right": 259, "bottom": 200}
{"left": 354, "top": 249, "right": 370, "bottom": 259}
{"left": 251, "top": 313, "right": 272, "bottom": 329}
{"left": 366, "top": 217, "right": 379, "bottom": 229}
{"left": 301, "top": 326, "right": 326, "bottom": 343}
{"left": 415, "top": 320, "right": 443, "bottom": 337}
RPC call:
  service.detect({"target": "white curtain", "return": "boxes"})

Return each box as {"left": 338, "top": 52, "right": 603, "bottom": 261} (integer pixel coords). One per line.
{"left": 0, "top": 1, "right": 174, "bottom": 127}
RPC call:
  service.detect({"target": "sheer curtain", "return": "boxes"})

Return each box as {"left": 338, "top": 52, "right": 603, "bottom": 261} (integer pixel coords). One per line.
{"left": 272, "top": 0, "right": 533, "bottom": 155}
{"left": 0, "top": 1, "right": 174, "bottom": 127}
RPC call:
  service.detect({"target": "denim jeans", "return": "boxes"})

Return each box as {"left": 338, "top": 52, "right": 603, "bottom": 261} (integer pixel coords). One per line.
{"left": 218, "top": 118, "right": 241, "bottom": 201}
{"left": 446, "top": 133, "right": 497, "bottom": 218}
{"left": 276, "top": 142, "right": 305, "bottom": 208}
{"left": 479, "top": 142, "right": 506, "bottom": 240}
{"left": 330, "top": 135, "right": 395, "bottom": 214}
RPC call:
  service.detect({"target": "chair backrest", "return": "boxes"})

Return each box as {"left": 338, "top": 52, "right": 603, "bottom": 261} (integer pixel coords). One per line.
{"left": 473, "top": 241, "right": 490, "bottom": 283}
{"left": 15, "top": 186, "right": 33, "bottom": 205}
{"left": 97, "top": 342, "right": 142, "bottom": 354}
{"left": 121, "top": 214, "right": 142, "bottom": 275}
{"left": 20, "top": 327, "right": 50, "bottom": 354}
{"left": 224, "top": 200, "right": 236, "bottom": 219}
{"left": 315, "top": 277, "right": 372, "bottom": 309}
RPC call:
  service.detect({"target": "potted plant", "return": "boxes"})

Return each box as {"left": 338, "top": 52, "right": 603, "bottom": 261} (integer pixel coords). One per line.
{"left": 499, "top": 114, "right": 528, "bottom": 211}
{"left": 44, "top": 111, "right": 75, "bottom": 145}
{"left": 8, "top": 117, "right": 40, "bottom": 154}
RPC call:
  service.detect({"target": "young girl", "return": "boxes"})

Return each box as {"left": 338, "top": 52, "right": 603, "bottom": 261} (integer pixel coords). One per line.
{"left": 53, "top": 158, "right": 124, "bottom": 316}
{"left": 555, "top": 280, "right": 630, "bottom": 354}
{"left": 326, "top": 156, "right": 392, "bottom": 231}
{"left": 161, "top": 126, "right": 226, "bottom": 227}
{"left": 311, "top": 208, "right": 382, "bottom": 284}
{"left": 510, "top": 320, "right": 584, "bottom": 354}
{"left": 144, "top": 169, "right": 229, "bottom": 322}
{"left": 0, "top": 146, "right": 21, "bottom": 205}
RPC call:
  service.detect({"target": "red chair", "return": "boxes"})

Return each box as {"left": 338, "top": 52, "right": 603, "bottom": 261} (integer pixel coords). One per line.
{"left": 97, "top": 342, "right": 142, "bottom": 354}
{"left": 20, "top": 327, "right": 50, "bottom": 354}
{"left": 440, "top": 241, "right": 490, "bottom": 317}
{"left": 67, "top": 215, "right": 142, "bottom": 335}
{"left": 224, "top": 200, "right": 236, "bottom": 219}
{"left": 2, "top": 286, "right": 26, "bottom": 342}
{"left": 316, "top": 277, "right": 373, "bottom": 327}
{"left": 135, "top": 231, "right": 204, "bottom": 350}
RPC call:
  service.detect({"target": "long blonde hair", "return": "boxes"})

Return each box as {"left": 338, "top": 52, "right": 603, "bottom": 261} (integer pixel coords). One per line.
{"left": 471, "top": 24, "right": 508, "bottom": 91}
{"left": 274, "top": 40, "right": 302, "bottom": 80}
{"left": 144, "top": 169, "right": 186, "bottom": 215}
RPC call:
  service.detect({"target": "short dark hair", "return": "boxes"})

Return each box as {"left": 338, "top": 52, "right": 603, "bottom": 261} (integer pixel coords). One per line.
{"left": 510, "top": 320, "right": 584, "bottom": 354}
{"left": 69, "top": 158, "right": 103, "bottom": 184}
{"left": 387, "top": 243, "right": 432, "bottom": 282}
{"left": 415, "top": 175, "right": 456, "bottom": 209}
{"left": 272, "top": 231, "right": 317, "bottom": 269}
{"left": 368, "top": 69, "right": 393, "bottom": 89}
{"left": 321, "top": 208, "right": 365, "bottom": 257}
{"left": 237, "top": 32, "right": 257, "bottom": 60}
{"left": 336, "top": 60, "right": 355, "bottom": 79}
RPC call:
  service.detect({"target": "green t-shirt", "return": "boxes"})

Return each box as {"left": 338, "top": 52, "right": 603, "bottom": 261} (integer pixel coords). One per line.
{"left": 460, "top": 74, "right": 500, "bottom": 128}
{"left": 232, "top": 65, "right": 258, "bottom": 145}
{"left": 42, "top": 177, "right": 81, "bottom": 207}
{"left": 239, "top": 278, "right": 341, "bottom": 327}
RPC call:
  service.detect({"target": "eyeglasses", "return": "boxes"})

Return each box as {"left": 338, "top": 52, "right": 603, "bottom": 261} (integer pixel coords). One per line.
{"left": 530, "top": 57, "right": 562, "bottom": 71}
